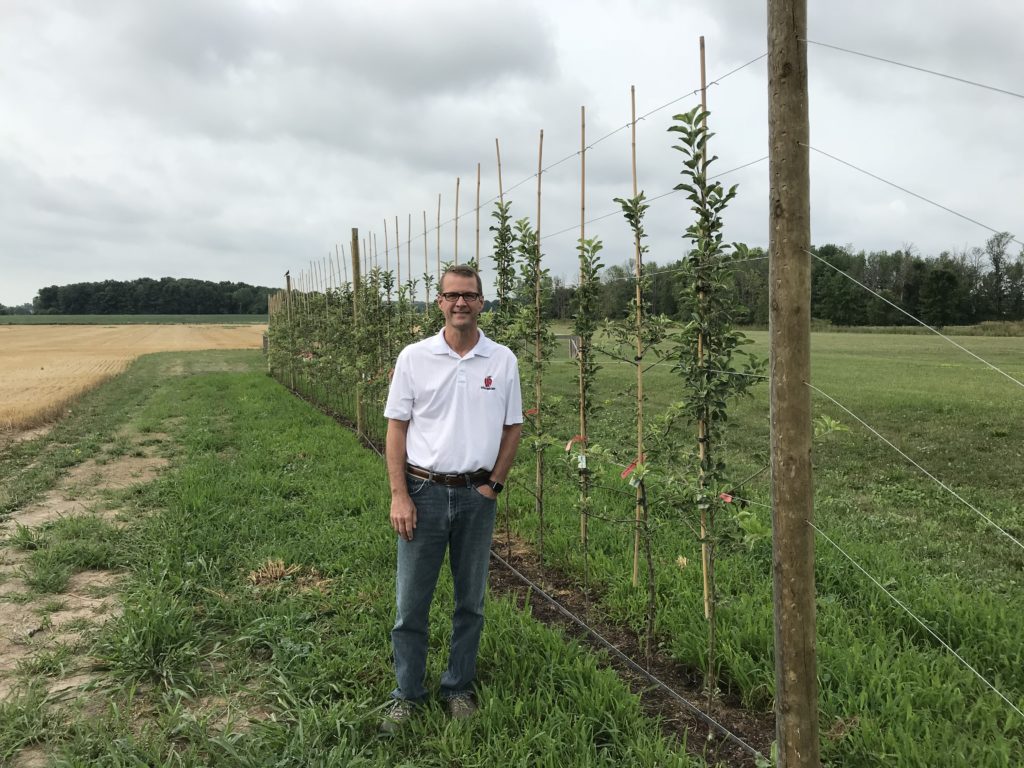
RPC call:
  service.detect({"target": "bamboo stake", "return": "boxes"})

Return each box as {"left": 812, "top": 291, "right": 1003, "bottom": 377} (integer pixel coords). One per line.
{"left": 335, "top": 244, "right": 346, "bottom": 321}
{"left": 407, "top": 213, "right": 412, "bottom": 301}
{"left": 323, "top": 256, "right": 331, "bottom": 319}
{"left": 384, "top": 219, "right": 390, "bottom": 276}
{"left": 285, "top": 271, "right": 295, "bottom": 390}
{"left": 423, "top": 210, "right": 430, "bottom": 305}
{"left": 436, "top": 193, "right": 442, "bottom": 280}
{"left": 698, "top": 36, "right": 712, "bottom": 621}
{"left": 535, "top": 129, "right": 545, "bottom": 562}
{"left": 475, "top": 162, "right": 481, "bottom": 266}
{"left": 495, "top": 139, "right": 504, "bottom": 206}
{"left": 395, "top": 215, "right": 402, "bottom": 287}
{"left": 454, "top": 176, "right": 461, "bottom": 265}
{"left": 579, "top": 105, "right": 589, "bottom": 548}
{"left": 630, "top": 86, "right": 649, "bottom": 598}
{"left": 350, "top": 229, "right": 364, "bottom": 438}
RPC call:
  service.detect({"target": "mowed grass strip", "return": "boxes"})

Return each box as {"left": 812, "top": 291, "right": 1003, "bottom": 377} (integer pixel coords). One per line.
{"left": 2, "top": 352, "right": 702, "bottom": 767}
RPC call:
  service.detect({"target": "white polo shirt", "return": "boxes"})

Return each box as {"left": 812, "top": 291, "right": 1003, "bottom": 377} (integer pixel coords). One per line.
{"left": 384, "top": 329, "right": 523, "bottom": 473}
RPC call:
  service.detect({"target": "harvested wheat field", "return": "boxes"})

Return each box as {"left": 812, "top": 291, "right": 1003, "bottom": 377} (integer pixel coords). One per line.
{"left": 0, "top": 324, "right": 266, "bottom": 431}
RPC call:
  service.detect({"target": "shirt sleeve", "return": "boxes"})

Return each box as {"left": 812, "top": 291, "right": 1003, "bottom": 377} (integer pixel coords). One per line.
{"left": 504, "top": 351, "right": 524, "bottom": 425}
{"left": 383, "top": 348, "right": 414, "bottom": 420}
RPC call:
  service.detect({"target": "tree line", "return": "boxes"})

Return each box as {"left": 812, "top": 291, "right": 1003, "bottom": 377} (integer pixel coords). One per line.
{"left": 541, "top": 232, "right": 1022, "bottom": 328}
{"left": 32, "top": 277, "right": 274, "bottom": 315}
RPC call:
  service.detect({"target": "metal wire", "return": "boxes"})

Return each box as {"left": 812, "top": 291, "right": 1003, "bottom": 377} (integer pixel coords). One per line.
{"left": 805, "top": 380, "right": 1024, "bottom": 554}
{"left": 809, "top": 520, "right": 1024, "bottom": 721}
{"left": 375, "top": 55, "right": 769, "bottom": 257}
{"left": 488, "top": 548, "right": 768, "bottom": 762}
{"left": 541, "top": 156, "right": 770, "bottom": 245}
{"left": 805, "top": 145, "right": 1024, "bottom": 251}
{"left": 804, "top": 248, "right": 1024, "bottom": 389}
{"left": 804, "top": 39, "right": 1024, "bottom": 101}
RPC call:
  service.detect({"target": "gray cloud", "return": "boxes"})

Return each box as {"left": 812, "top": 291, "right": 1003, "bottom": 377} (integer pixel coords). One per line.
{"left": 1, "top": 0, "right": 1021, "bottom": 305}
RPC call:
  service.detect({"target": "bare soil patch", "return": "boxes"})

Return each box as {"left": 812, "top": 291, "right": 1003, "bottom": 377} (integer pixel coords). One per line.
{"left": 0, "top": 443, "right": 155, "bottom": 706}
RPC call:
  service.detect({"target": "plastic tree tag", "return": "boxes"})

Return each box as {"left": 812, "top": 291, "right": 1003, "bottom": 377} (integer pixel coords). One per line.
{"left": 565, "top": 435, "right": 584, "bottom": 452}
{"left": 629, "top": 474, "right": 641, "bottom": 488}
{"left": 719, "top": 493, "right": 733, "bottom": 503}
{"left": 577, "top": 453, "right": 587, "bottom": 470}
{"left": 620, "top": 454, "right": 646, "bottom": 480}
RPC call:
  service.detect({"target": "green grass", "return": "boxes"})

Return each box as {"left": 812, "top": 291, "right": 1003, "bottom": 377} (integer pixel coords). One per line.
{"left": 0, "top": 314, "right": 268, "bottom": 325}
{"left": 285, "top": 328, "right": 1024, "bottom": 766}
{"left": 506, "top": 330, "right": 1024, "bottom": 766}
{"left": 0, "top": 351, "right": 703, "bottom": 767}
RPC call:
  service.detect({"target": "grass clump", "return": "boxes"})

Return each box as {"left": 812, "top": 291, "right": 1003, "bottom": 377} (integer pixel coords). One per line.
{"left": 19, "top": 515, "right": 125, "bottom": 594}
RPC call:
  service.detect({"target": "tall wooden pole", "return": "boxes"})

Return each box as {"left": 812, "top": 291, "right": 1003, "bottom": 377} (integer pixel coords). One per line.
{"left": 350, "top": 228, "right": 364, "bottom": 439}
{"left": 407, "top": 213, "right": 412, "bottom": 300}
{"left": 768, "top": 2, "right": 820, "bottom": 766}
{"left": 436, "top": 193, "right": 442, "bottom": 279}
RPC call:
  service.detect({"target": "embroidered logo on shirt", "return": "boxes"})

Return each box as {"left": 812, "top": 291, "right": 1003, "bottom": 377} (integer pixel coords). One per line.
{"left": 481, "top": 375, "right": 495, "bottom": 390}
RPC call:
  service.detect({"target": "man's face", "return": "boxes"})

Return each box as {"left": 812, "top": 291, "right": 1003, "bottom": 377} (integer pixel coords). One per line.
{"left": 437, "top": 274, "right": 483, "bottom": 332}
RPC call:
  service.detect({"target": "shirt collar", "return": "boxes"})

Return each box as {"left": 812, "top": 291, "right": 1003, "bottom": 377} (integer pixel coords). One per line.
{"left": 428, "top": 328, "right": 495, "bottom": 358}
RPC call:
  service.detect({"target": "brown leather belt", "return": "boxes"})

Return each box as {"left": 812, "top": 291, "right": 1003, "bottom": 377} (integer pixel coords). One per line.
{"left": 406, "top": 463, "right": 490, "bottom": 487}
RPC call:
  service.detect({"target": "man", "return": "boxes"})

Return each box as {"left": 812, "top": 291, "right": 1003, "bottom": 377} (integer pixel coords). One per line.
{"left": 381, "top": 264, "right": 523, "bottom": 732}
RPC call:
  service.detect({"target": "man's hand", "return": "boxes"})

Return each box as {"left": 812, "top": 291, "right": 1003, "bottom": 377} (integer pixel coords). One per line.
{"left": 475, "top": 484, "right": 498, "bottom": 501}
{"left": 390, "top": 493, "right": 417, "bottom": 541}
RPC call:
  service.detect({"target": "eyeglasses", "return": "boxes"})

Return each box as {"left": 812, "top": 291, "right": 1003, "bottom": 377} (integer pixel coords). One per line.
{"left": 439, "top": 291, "right": 482, "bottom": 303}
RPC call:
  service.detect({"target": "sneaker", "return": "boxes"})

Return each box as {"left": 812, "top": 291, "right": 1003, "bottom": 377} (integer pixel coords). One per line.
{"left": 379, "top": 698, "right": 417, "bottom": 735}
{"left": 446, "top": 692, "right": 477, "bottom": 720}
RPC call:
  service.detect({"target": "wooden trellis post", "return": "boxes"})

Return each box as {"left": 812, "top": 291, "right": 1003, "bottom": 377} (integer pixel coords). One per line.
{"left": 768, "top": 0, "right": 821, "bottom": 765}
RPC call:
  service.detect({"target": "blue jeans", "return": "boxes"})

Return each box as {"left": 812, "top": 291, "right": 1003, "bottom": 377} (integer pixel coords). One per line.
{"left": 391, "top": 474, "right": 497, "bottom": 702}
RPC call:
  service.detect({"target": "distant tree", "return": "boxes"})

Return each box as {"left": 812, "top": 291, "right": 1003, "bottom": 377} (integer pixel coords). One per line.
{"left": 597, "top": 263, "right": 635, "bottom": 319}
{"left": 31, "top": 277, "right": 272, "bottom": 315}
{"left": 982, "top": 232, "right": 1014, "bottom": 320}
{"left": 919, "top": 266, "right": 960, "bottom": 327}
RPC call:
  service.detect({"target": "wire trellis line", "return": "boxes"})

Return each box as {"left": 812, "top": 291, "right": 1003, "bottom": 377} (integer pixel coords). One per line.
{"left": 805, "top": 380, "right": 1024, "bottom": 554}
{"left": 805, "top": 145, "right": 1024, "bottom": 250}
{"left": 810, "top": 520, "right": 1024, "bottom": 721}
{"left": 804, "top": 39, "right": 1024, "bottom": 101}
{"left": 372, "top": 54, "right": 769, "bottom": 258}
{"left": 488, "top": 548, "right": 768, "bottom": 762}
{"left": 804, "top": 248, "right": 1024, "bottom": 389}
{"left": 541, "top": 156, "right": 770, "bottom": 246}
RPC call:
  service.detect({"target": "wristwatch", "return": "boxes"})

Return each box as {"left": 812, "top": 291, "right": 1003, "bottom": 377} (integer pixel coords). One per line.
{"left": 486, "top": 480, "right": 504, "bottom": 494}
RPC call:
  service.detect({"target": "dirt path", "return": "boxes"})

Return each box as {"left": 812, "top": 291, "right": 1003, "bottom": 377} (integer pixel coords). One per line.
{"left": 0, "top": 433, "right": 170, "bottom": 707}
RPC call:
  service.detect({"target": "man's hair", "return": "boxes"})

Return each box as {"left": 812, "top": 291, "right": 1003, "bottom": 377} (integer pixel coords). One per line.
{"left": 439, "top": 265, "right": 483, "bottom": 295}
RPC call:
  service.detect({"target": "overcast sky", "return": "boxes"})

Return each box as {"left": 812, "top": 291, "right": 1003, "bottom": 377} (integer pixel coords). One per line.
{"left": 2, "top": 1, "right": 1021, "bottom": 306}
